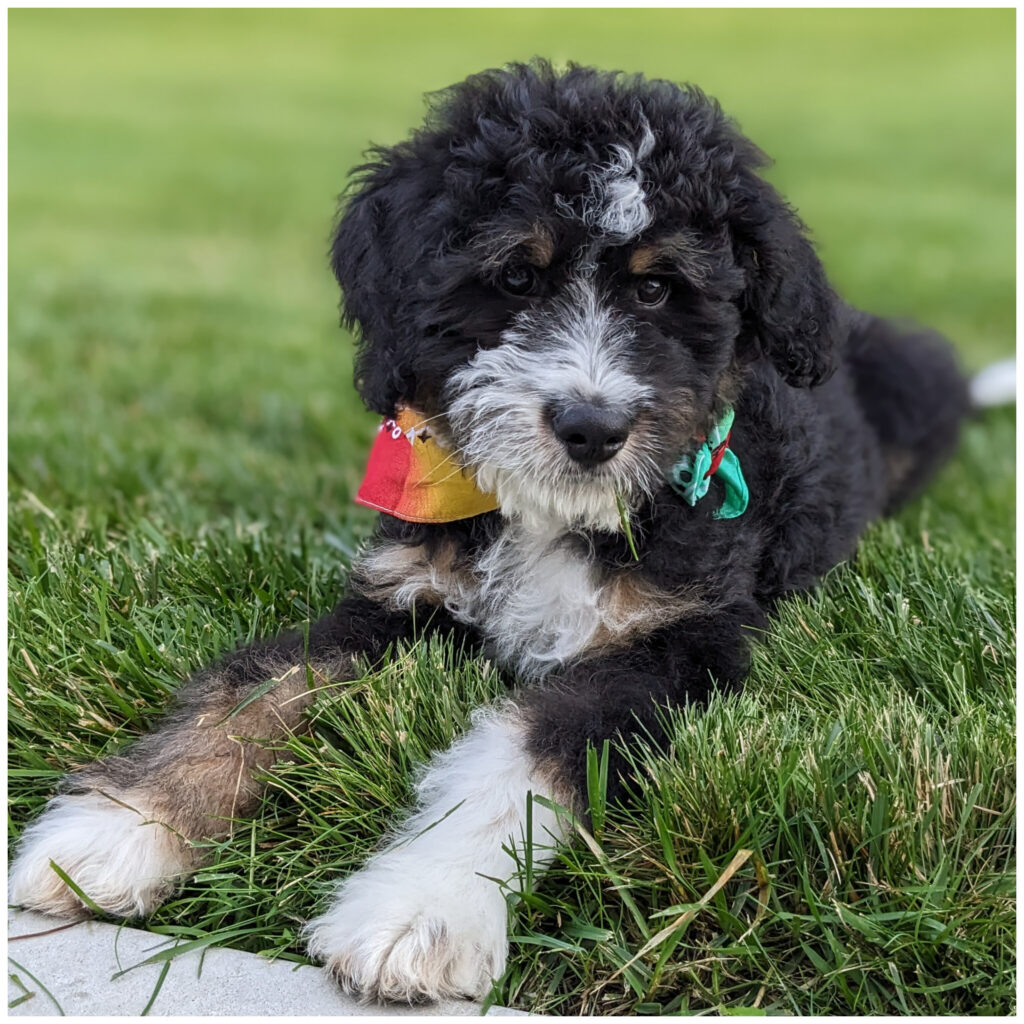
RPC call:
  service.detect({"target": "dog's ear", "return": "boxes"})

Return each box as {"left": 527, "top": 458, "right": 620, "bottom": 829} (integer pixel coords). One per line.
{"left": 727, "top": 150, "right": 840, "bottom": 388}
{"left": 330, "top": 149, "right": 428, "bottom": 416}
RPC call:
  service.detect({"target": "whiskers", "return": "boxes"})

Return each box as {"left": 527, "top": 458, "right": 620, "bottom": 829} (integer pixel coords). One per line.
{"left": 442, "top": 281, "right": 683, "bottom": 533}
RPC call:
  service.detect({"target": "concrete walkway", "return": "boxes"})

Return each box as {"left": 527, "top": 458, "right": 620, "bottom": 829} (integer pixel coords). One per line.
{"left": 7, "top": 910, "right": 525, "bottom": 1017}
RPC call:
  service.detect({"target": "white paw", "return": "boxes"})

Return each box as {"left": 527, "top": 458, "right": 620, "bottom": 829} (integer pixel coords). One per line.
{"left": 305, "top": 850, "right": 509, "bottom": 1003}
{"left": 8, "top": 791, "right": 195, "bottom": 918}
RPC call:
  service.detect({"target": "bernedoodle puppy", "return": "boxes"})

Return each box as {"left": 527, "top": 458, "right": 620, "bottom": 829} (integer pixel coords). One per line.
{"left": 10, "top": 61, "right": 980, "bottom": 1002}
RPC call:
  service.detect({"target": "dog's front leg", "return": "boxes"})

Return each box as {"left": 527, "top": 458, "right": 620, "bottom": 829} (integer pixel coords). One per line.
{"left": 305, "top": 703, "right": 575, "bottom": 1003}
{"left": 307, "top": 604, "right": 756, "bottom": 1003}
{"left": 523, "top": 603, "right": 758, "bottom": 806}
{"left": 8, "top": 597, "right": 444, "bottom": 919}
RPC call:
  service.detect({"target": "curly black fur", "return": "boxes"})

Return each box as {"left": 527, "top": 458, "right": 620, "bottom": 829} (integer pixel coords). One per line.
{"left": 328, "top": 60, "right": 968, "bottom": 799}
{"left": 37, "top": 57, "right": 972, "bottom": 812}
{"left": 334, "top": 62, "right": 843, "bottom": 418}
{"left": 98, "top": 59, "right": 963, "bottom": 807}
{"left": 10, "top": 62, "right": 971, "bottom": 950}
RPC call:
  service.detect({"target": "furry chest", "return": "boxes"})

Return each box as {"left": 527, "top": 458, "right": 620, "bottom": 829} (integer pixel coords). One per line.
{"left": 354, "top": 529, "right": 689, "bottom": 678}
{"left": 470, "top": 533, "right": 607, "bottom": 676}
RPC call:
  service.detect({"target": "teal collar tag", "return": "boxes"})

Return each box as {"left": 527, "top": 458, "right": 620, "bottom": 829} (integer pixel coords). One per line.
{"left": 668, "top": 407, "right": 749, "bottom": 520}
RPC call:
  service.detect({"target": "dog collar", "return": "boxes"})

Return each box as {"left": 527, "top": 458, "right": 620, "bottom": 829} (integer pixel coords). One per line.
{"left": 355, "top": 405, "right": 748, "bottom": 525}
{"left": 355, "top": 406, "right": 499, "bottom": 523}
{"left": 668, "top": 406, "right": 748, "bottom": 519}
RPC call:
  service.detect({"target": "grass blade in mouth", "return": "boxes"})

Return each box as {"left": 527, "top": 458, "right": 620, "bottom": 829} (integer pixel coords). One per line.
{"left": 616, "top": 492, "right": 640, "bottom": 561}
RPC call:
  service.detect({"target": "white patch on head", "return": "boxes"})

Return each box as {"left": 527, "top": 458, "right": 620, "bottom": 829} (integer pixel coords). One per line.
{"left": 8, "top": 791, "right": 195, "bottom": 918}
{"left": 304, "top": 707, "right": 571, "bottom": 1003}
{"left": 584, "top": 120, "right": 656, "bottom": 241}
{"left": 447, "top": 278, "right": 660, "bottom": 534}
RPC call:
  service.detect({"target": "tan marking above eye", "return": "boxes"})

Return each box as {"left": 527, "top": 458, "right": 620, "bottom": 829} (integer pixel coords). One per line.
{"left": 628, "top": 232, "right": 713, "bottom": 282}
{"left": 628, "top": 246, "right": 660, "bottom": 275}
{"left": 479, "top": 224, "right": 554, "bottom": 270}
{"left": 521, "top": 227, "right": 554, "bottom": 268}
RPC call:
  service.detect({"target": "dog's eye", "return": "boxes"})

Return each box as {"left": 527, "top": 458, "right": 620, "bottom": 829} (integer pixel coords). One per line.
{"left": 499, "top": 263, "right": 538, "bottom": 297}
{"left": 635, "top": 277, "right": 670, "bottom": 306}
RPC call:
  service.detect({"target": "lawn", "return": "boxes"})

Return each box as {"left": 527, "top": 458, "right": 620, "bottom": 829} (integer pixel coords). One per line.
{"left": 8, "top": 9, "right": 1015, "bottom": 1016}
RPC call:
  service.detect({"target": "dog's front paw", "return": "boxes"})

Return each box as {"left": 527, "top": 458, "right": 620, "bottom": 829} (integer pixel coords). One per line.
{"left": 305, "top": 851, "right": 508, "bottom": 1003}
{"left": 8, "top": 791, "right": 195, "bottom": 918}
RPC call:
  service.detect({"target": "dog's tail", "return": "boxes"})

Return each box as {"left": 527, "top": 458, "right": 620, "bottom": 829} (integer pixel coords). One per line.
{"left": 969, "top": 357, "right": 1016, "bottom": 409}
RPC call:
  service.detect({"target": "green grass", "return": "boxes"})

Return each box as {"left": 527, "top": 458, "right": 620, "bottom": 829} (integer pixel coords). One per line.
{"left": 8, "top": 9, "right": 1015, "bottom": 1016}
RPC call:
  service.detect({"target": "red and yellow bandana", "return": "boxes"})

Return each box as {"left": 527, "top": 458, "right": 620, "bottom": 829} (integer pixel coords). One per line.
{"left": 355, "top": 407, "right": 499, "bottom": 524}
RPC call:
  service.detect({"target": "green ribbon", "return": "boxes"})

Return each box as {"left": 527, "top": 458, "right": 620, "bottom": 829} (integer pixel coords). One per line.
{"left": 668, "top": 407, "right": 749, "bottom": 520}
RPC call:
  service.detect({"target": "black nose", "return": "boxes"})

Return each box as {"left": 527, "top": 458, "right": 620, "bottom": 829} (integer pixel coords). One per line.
{"left": 552, "top": 404, "right": 632, "bottom": 466}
